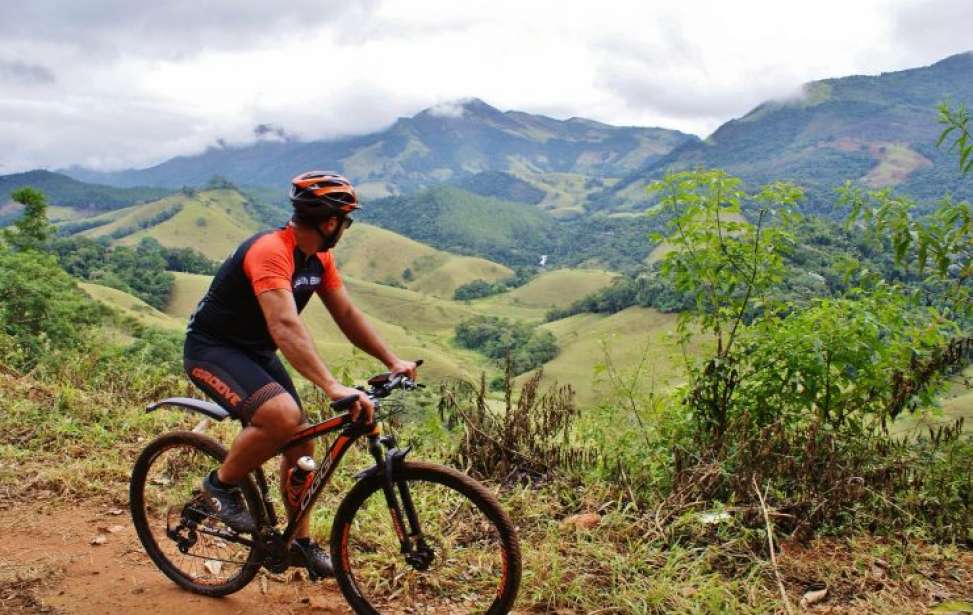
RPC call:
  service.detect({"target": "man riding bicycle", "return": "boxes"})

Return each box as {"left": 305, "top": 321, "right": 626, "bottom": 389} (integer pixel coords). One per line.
{"left": 182, "top": 170, "right": 418, "bottom": 578}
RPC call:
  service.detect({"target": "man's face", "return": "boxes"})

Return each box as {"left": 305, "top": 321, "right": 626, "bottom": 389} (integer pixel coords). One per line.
{"left": 316, "top": 215, "right": 353, "bottom": 250}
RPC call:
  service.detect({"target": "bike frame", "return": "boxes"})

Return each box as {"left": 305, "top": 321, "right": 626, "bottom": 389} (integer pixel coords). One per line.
{"left": 272, "top": 410, "right": 369, "bottom": 544}
{"left": 246, "top": 400, "right": 421, "bottom": 557}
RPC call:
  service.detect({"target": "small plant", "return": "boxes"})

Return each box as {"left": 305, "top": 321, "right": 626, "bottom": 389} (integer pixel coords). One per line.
{"left": 438, "top": 359, "right": 585, "bottom": 482}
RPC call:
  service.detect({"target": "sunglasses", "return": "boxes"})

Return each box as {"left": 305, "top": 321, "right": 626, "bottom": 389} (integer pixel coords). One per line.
{"left": 341, "top": 216, "right": 354, "bottom": 230}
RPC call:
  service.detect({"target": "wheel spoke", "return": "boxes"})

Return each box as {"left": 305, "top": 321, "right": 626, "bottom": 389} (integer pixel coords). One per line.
{"left": 334, "top": 463, "right": 519, "bottom": 614}
{"left": 132, "top": 436, "right": 259, "bottom": 591}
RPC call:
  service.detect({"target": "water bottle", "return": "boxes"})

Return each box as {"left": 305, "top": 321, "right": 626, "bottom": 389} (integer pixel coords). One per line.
{"left": 286, "top": 456, "right": 317, "bottom": 508}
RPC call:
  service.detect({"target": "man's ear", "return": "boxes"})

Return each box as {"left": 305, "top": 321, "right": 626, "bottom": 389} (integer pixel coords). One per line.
{"left": 319, "top": 216, "right": 339, "bottom": 233}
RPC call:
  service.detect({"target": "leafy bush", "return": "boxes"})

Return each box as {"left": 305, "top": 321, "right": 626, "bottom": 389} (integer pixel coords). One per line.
{"left": 0, "top": 244, "right": 105, "bottom": 370}
{"left": 644, "top": 169, "right": 972, "bottom": 540}
{"left": 49, "top": 236, "right": 215, "bottom": 308}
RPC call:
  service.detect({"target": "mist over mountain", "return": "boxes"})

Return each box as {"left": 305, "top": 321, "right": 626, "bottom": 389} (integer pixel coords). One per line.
{"left": 17, "top": 52, "right": 972, "bottom": 221}
{"left": 63, "top": 98, "right": 696, "bottom": 200}
{"left": 605, "top": 52, "right": 973, "bottom": 211}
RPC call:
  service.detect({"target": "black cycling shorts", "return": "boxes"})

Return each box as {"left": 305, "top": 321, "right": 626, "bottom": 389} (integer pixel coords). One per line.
{"left": 183, "top": 332, "right": 304, "bottom": 424}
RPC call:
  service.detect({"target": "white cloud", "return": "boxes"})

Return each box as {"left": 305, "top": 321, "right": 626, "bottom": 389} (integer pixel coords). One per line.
{"left": 0, "top": 0, "right": 969, "bottom": 174}
{"left": 426, "top": 99, "right": 472, "bottom": 118}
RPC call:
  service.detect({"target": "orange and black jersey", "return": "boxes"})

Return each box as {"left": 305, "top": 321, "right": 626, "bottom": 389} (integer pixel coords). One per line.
{"left": 188, "top": 225, "right": 342, "bottom": 356}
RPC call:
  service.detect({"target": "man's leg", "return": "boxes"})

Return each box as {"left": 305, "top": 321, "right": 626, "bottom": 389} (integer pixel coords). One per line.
{"left": 218, "top": 392, "right": 304, "bottom": 484}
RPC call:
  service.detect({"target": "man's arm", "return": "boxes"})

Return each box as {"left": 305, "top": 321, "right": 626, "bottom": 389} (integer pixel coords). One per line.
{"left": 256, "top": 289, "right": 373, "bottom": 416}
{"left": 320, "top": 285, "right": 417, "bottom": 379}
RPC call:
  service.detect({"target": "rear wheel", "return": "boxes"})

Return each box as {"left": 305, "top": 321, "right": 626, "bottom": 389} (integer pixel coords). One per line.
{"left": 330, "top": 461, "right": 521, "bottom": 614}
{"left": 129, "top": 431, "right": 263, "bottom": 596}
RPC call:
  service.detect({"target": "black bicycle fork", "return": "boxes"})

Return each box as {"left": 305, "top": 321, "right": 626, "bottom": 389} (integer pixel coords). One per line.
{"left": 364, "top": 434, "right": 435, "bottom": 571}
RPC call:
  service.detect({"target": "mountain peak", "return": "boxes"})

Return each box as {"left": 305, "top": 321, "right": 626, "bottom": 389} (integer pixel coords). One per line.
{"left": 418, "top": 97, "right": 500, "bottom": 120}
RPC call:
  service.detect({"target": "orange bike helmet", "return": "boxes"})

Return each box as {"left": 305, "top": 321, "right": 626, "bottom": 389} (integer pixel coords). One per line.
{"left": 289, "top": 170, "right": 359, "bottom": 223}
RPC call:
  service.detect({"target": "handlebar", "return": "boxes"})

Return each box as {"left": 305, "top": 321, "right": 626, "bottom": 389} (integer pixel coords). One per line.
{"left": 328, "top": 360, "right": 424, "bottom": 413}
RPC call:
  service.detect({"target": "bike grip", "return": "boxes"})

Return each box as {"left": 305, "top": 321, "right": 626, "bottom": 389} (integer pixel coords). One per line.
{"left": 330, "top": 393, "right": 361, "bottom": 412}
{"left": 415, "top": 359, "right": 424, "bottom": 367}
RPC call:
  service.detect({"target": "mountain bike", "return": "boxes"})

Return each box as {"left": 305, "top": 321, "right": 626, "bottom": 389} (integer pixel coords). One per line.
{"left": 129, "top": 364, "right": 522, "bottom": 614}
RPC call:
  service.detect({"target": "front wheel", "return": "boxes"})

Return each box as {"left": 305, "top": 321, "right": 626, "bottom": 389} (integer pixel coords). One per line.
{"left": 330, "top": 461, "right": 521, "bottom": 614}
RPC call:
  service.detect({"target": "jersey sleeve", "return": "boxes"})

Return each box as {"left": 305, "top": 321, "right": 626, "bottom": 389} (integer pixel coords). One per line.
{"left": 243, "top": 235, "right": 294, "bottom": 295}
{"left": 316, "top": 252, "right": 344, "bottom": 294}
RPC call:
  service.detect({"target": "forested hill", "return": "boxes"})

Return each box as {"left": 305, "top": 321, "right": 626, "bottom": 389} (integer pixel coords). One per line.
{"left": 62, "top": 98, "right": 696, "bottom": 197}
{"left": 0, "top": 170, "right": 172, "bottom": 212}
{"left": 605, "top": 52, "right": 973, "bottom": 212}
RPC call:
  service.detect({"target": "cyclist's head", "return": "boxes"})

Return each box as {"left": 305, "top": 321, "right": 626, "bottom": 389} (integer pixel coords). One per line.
{"left": 289, "top": 170, "right": 359, "bottom": 250}
{"left": 290, "top": 170, "right": 359, "bottom": 224}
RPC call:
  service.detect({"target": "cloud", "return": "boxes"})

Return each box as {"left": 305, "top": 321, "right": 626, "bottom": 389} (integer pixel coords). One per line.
{"left": 890, "top": 0, "right": 973, "bottom": 65}
{"left": 253, "top": 123, "right": 295, "bottom": 142}
{"left": 0, "top": 60, "right": 55, "bottom": 85}
{"left": 426, "top": 100, "right": 470, "bottom": 118}
{"left": 0, "top": 1, "right": 378, "bottom": 61}
{"left": 0, "top": 0, "right": 971, "bottom": 174}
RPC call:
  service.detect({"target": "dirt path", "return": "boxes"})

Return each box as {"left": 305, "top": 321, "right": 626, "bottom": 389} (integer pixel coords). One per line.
{"left": 0, "top": 503, "right": 350, "bottom": 614}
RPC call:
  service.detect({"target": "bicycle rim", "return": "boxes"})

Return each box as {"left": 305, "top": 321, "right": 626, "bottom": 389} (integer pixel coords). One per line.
{"left": 332, "top": 462, "right": 520, "bottom": 614}
{"left": 130, "top": 432, "right": 260, "bottom": 594}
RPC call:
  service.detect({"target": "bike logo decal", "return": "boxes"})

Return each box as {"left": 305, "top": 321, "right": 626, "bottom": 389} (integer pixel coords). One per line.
{"left": 298, "top": 435, "right": 347, "bottom": 513}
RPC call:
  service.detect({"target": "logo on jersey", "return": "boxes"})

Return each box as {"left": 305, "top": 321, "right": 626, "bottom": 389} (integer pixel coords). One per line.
{"left": 293, "top": 275, "right": 322, "bottom": 290}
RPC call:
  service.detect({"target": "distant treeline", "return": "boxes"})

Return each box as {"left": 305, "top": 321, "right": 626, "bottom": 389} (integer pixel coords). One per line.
{"left": 453, "top": 267, "right": 535, "bottom": 301}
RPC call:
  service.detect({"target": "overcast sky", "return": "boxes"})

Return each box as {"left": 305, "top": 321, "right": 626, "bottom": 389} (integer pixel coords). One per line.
{"left": 0, "top": 0, "right": 970, "bottom": 174}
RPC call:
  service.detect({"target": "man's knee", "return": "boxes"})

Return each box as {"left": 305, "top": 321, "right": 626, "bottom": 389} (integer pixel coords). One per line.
{"left": 250, "top": 393, "right": 303, "bottom": 439}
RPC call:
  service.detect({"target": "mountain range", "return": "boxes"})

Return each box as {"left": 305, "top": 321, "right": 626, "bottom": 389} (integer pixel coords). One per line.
{"left": 1, "top": 51, "right": 969, "bottom": 234}
{"left": 605, "top": 52, "right": 973, "bottom": 211}
{"left": 63, "top": 98, "right": 695, "bottom": 215}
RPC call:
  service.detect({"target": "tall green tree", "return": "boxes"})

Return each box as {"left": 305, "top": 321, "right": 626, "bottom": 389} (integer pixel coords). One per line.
{"left": 2, "top": 187, "right": 54, "bottom": 251}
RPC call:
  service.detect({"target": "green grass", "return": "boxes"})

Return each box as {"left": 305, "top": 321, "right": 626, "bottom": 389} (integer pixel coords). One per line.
{"left": 335, "top": 223, "right": 512, "bottom": 298}
{"left": 80, "top": 195, "right": 186, "bottom": 239}
{"left": 499, "top": 269, "right": 618, "bottom": 309}
{"left": 891, "top": 365, "right": 973, "bottom": 436}
{"left": 523, "top": 307, "right": 694, "bottom": 404}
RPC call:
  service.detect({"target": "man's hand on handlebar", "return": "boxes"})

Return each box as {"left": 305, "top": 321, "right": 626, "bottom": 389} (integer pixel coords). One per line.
{"left": 387, "top": 358, "right": 419, "bottom": 381}
{"left": 326, "top": 383, "right": 375, "bottom": 424}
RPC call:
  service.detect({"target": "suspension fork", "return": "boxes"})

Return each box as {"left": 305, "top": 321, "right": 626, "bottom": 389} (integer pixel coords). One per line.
{"left": 367, "top": 434, "right": 422, "bottom": 554}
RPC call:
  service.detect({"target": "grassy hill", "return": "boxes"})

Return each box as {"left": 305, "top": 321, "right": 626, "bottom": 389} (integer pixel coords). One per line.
{"left": 117, "top": 190, "right": 260, "bottom": 260}
{"left": 496, "top": 269, "right": 619, "bottom": 309}
{"left": 333, "top": 223, "right": 512, "bottom": 298}
{"left": 49, "top": 185, "right": 678, "bottom": 397}
{"left": 362, "top": 186, "right": 560, "bottom": 266}
{"left": 76, "top": 194, "right": 187, "bottom": 239}
{"left": 65, "top": 187, "right": 517, "bottom": 299}
{"left": 79, "top": 282, "right": 183, "bottom": 331}
{"left": 524, "top": 307, "right": 693, "bottom": 404}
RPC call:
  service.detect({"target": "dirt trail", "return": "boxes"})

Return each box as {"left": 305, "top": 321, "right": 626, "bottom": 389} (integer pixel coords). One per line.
{"left": 0, "top": 503, "right": 350, "bottom": 614}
